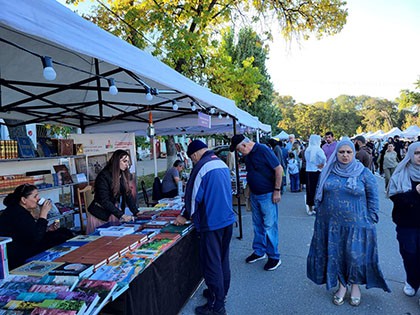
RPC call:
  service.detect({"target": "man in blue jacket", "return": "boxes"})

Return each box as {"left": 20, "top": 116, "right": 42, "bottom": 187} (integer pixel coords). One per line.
{"left": 175, "top": 140, "right": 235, "bottom": 315}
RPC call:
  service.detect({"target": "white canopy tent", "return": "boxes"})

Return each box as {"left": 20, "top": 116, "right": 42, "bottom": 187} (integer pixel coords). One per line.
{"left": 382, "top": 127, "right": 402, "bottom": 139}
{"left": 401, "top": 125, "right": 420, "bottom": 139}
{"left": 272, "top": 130, "right": 289, "bottom": 140}
{"left": 0, "top": 0, "right": 258, "bottom": 133}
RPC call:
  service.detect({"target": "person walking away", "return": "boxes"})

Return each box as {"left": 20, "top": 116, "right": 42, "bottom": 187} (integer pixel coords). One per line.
{"left": 174, "top": 140, "right": 235, "bottom": 315}
{"left": 305, "top": 135, "right": 326, "bottom": 215}
{"left": 388, "top": 142, "right": 420, "bottom": 302}
{"left": 230, "top": 135, "right": 283, "bottom": 271}
{"left": 268, "top": 138, "right": 287, "bottom": 194}
{"left": 287, "top": 152, "right": 300, "bottom": 192}
{"left": 307, "top": 138, "right": 390, "bottom": 307}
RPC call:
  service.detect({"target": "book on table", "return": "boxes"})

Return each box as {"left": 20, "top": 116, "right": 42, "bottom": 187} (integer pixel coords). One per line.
{"left": 36, "top": 299, "right": 86, "bottom": 315}
{"left": 29, "top": 284, "right": 70, "bottom": 294}
{"left": 2, "top": 300, "right": 41, "bottom": 312}
{"left": 74, "top": 279, "right": 117, "bottom": 314}
{"left": 16, "top": 292, "right": 58, "bottom": 303}
{"left": 97, "top": 226, "right": 135, "bottom": 237}
{"left": 54, "top": 291, "right": 100, "bottom": 315}
{"left": 10, "top": 261, "right": 64, "bottom": 277}
{"left": 30, "top": 308, "right": 78, "bottom": 315}
{"left": 48, "top": 262, "right": 94, "bottom": 278}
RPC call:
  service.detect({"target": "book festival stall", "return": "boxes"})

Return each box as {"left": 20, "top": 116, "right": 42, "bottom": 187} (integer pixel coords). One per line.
{"left": 0, "top": 0, "right": 270, "bottom": 313}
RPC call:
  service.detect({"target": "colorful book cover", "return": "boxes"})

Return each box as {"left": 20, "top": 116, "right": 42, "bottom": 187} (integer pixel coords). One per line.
{"left": 89, "top": 264, "right": 135, "bottom": 285}
{"left": 97, "top": 226, "right": 135, "bottom": 237}
{"left": 0, "top": 281, "right": 33, "bottom": 293}
{"left": 68, "top": 235, "right": 102, "bottom": 243}
{"left": 16, "top": 136, "right": 35, "bottom": 158}
{"left": 10, "top": 261, "right": 64, "bottom": 277}
{"left": 29, "top": 284, "right": 70, "bottom": 294}
{"left": 75, "top": 279, "right": 117, "bottom": 310}
{"left": 16, "top": 292, "right": 57, "bottom": 302}
{"left": 40, "top": 275, "right": 79, "bottom": 291}
{"left": 55, "top": 291, "right": 99, "bottom": 315}
{"left": 30, "top": 307, "right": 77, "bottom": 315}
{"left": 3, "top": 300, "right": 40, "bottom": 311}
{"left": 49, "top": 262, "right": 94, "bottom": 278}
{"left": 0, "top": 295, "right": 15, "bottom": 308}
{"left": 37, "top": 299, "right": 86, "bottom": 314}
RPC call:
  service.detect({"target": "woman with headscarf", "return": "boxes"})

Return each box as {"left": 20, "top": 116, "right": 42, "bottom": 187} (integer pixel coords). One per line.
{"left": 307, "top": 138, "right": 390, "bottom": 307}
{"left": 388, "top": 142, "right": 420, "bottom": 299}
{"left": 304, "top": 135, "right": 326, "bottom": 215}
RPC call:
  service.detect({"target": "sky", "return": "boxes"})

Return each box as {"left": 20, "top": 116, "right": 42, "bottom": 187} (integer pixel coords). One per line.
{"left": 266, "top": 0, "right": 420, "bottom": 104}
{"left": 58, "top": 0, "right": 420, "bottom": 104}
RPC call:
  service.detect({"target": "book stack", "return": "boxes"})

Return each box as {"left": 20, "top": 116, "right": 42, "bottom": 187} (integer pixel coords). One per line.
{"left": 0, "top": 140, "right": 18, "bottom": 159}
{"left": 97, "top": 226, "right": 135, "bottom": 237}
{"left": 10, "top": 261, "right": 64, "bottom": 278}
{"left": 54, "top": 235, "right": 147, "bottom": 270}
{"left": 136, "top": 210, "right": 160, "bottom": 221}
{"left": 142, "top": 220, "right": 170, "bottom": 230}
{"left": 160, "top": 222, "right": 193, "bottom": 236}
{"left": 74, "top": 279, "right": 117, "bottom": 314}
{"left": 48, "top": 262, "right": 94, "bottom": 279}
{"left": 0, "top": 174, "right": 37, "bottom": 195}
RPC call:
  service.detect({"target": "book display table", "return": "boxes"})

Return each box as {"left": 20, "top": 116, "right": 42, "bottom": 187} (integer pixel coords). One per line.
{"left": 103, "top": 230, "right": 202, "bottom": 315}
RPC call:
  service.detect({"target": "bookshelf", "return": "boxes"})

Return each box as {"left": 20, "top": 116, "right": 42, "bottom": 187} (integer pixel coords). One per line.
{"left": 0, "top": 155, "right": 88, "bottom": 217}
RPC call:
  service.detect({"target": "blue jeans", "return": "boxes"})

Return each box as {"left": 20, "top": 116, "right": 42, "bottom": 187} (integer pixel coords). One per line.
{"left": 289, "top": 173, "right": 300, "bottom": 192}
{"left": 250, "top": 192, "right": 280, "bottom": 260}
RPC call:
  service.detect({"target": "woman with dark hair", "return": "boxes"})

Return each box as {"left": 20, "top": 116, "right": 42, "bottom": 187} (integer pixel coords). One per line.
{"left": 0, "top": 184, "right": 74, "bottom": 269}
{"left": 388, "top": 142, "right": 420, "bottom": 300}
{"left": 307, "top": 138, "right": 390, "bottom": 307}
{"left": 87, "top": 149, "right": 139, "bottom": 234}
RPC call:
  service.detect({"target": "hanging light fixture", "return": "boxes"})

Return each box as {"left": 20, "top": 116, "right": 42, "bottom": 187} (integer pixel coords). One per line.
{"left": 218, "top": 113, "right": 223, "bottom": 119}
{"left": 41, "top": 56, "right": 56, "bottom": 81}
{"left": 226, "top": 114, "right": 230, "bottom": 120}
{"left": 145, "top": 87, "right": 153, "bottom": 101}
{"left": 190, "top": 101, "right": 197, "bottom": 111}
{"left": 209, "top": 107, "right": 216, "bottom": 115}
{"left": 172, "top": 100, "right": 178, "bottom": 111}
{"left": 107, "top": 78, "right": 118, "bottom": 95}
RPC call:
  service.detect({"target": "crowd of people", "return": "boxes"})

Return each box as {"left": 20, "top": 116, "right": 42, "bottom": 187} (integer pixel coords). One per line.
{"left": 0, "top": 132, "right": 418, "bottom": 315}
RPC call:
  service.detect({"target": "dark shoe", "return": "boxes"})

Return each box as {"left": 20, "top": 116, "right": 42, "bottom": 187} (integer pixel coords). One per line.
{"left": 245, "top": 253, "right": 267, "bottom": 263}
{"left": 203, "top": 288, "right": 212, "bottom": 299}
{"left": 195, "top": 304, "right": 227, "bottom": 315}
{"left": 195, "top": 304, "right": 213, "bottom": 315}
{"left": 264, "top": 258, "right": 281, "bottom": 271}
{"left": 213, "top": 307, "right": 227, "bottom": 315}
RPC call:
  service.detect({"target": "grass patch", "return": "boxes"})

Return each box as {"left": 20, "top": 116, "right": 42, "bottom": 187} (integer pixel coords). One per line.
{"left": 137, "top": 171, "right": 166, "bottom": 189}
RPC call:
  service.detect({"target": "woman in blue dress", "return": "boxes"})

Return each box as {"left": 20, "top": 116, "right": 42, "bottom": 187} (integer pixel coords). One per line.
{"left": 307, "top": 138, "right": 390, "bottom": 307}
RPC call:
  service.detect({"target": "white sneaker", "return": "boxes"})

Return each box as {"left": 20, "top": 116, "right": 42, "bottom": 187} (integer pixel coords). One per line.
{"left": 403, "top": 282, "right": 416, "bottom": 297}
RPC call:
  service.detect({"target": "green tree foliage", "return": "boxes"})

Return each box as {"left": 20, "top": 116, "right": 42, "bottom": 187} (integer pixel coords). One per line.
{"left": 67, "top": 0, "right": 348, "bottom": 122}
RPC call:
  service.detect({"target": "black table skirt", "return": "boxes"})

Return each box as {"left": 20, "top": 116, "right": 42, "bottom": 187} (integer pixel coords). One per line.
{"left": 102, "top": 230, "right": 202, "bottom": 315}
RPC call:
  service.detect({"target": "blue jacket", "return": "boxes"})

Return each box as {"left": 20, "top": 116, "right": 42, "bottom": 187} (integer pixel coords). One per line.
{"left": 182, "top": 150, "right": 235, "bottom": 232}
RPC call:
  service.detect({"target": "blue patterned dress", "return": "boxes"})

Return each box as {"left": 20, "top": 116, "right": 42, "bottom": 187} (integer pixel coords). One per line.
{"left": 307, "top": 168, "right": 390, "bottom": 292}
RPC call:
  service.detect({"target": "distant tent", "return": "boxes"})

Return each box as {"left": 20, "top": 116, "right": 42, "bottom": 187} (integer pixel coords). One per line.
{"left": 272, "top": 130, "right": 289, "bottom": 140}
{"left": 369, "top": 130, "right": 385, "bottom": 140}
{"left": 401, "top": 125, "right": 420, "bottom": 139}
{"left": 383, "top": 127, "right": 402, "bottom": 139}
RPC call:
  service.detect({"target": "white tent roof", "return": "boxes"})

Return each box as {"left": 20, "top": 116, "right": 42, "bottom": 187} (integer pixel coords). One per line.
{"left": 272, "top": 130, "right": 289, "bottom": 140}
{"left": 0, "top": 0, "right": 264, "bottom": 133}
{"left": 369, "top": 130, "right": 385, "bottom": 140}
{"left": 401, "top": 125, "right": 420, "bottom": 138}
{"left": 382, "top": 127, "right": 402, "bottom": 139}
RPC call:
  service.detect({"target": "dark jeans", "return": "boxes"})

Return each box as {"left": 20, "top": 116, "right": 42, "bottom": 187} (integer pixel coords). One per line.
{"left": 289, "top": 173, "right": 300, "bottom": 192}
{"left": 199, "top": 224, "right": 233, "bottom": 311}
{"left": 396, "top": 226, "right": 420, "bottom": 291}
{"left": 306, "top": 171, "right": 320, "bottom": 206}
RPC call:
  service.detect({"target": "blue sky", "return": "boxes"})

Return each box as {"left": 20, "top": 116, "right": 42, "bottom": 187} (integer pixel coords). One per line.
{"left": 266, "top": 0, "right": 420, "bottom": 103}
{"left": 59, "top": 0, "right": 419, "bottom": 104}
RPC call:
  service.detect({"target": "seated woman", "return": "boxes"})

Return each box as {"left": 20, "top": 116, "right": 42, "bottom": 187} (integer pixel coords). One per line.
{"left": 87, "top": 150, "right": 139, "bottom": 234}
{"left": 0, "top": 184, "right": 74, "bottom": 270}
{"left": 161, "top": 160, "right": 184, "bottom": 198}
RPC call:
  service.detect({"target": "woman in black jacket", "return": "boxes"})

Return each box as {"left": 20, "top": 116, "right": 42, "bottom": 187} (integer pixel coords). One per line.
{"left": 388, "top": 142, "right": 420, "bottom": 299}
{"left": 0, "top": 184, "right": 73, "bottom": 269}
{"left": 87, "top": 150, "right": 139, "bottom": 233}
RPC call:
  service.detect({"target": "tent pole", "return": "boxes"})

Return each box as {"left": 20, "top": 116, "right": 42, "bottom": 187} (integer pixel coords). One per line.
{"left": 233, "top": 118, "right": 243, "bottom": 240}
{"left": 152, "top": 136, "right": 158, "bottom": 178}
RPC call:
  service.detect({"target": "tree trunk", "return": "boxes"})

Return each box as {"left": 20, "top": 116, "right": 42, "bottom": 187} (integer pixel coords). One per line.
{"left": 165, "top": 136, "right": 177, "bottom": 169}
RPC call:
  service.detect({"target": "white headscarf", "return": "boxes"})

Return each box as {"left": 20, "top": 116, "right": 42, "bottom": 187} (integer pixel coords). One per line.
{"left": 315, "top": 137, "right": 365, "bottom": 203}
{"left": 387, "top": 142, "right": 420, "bottom": 197}
{"left": 306, "top": 134, "right": 323, "bottom": 162}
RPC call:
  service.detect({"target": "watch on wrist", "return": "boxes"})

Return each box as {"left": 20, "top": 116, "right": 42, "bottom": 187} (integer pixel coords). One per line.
{"left": 274, "top": 188, "right": 281, "bottom": 191}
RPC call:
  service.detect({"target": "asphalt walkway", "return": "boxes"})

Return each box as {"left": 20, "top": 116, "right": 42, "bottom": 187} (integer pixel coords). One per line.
{"left": 179, "top": 175, "right": 420, "bottom": 315}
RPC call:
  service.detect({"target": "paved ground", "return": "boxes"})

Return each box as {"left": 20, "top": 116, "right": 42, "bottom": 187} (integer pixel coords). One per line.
{"left": 136, "top": 157, "right": 168, "bottom": 177}
{"left": 179, "top": 175, "right": 420, "bottom": 315}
